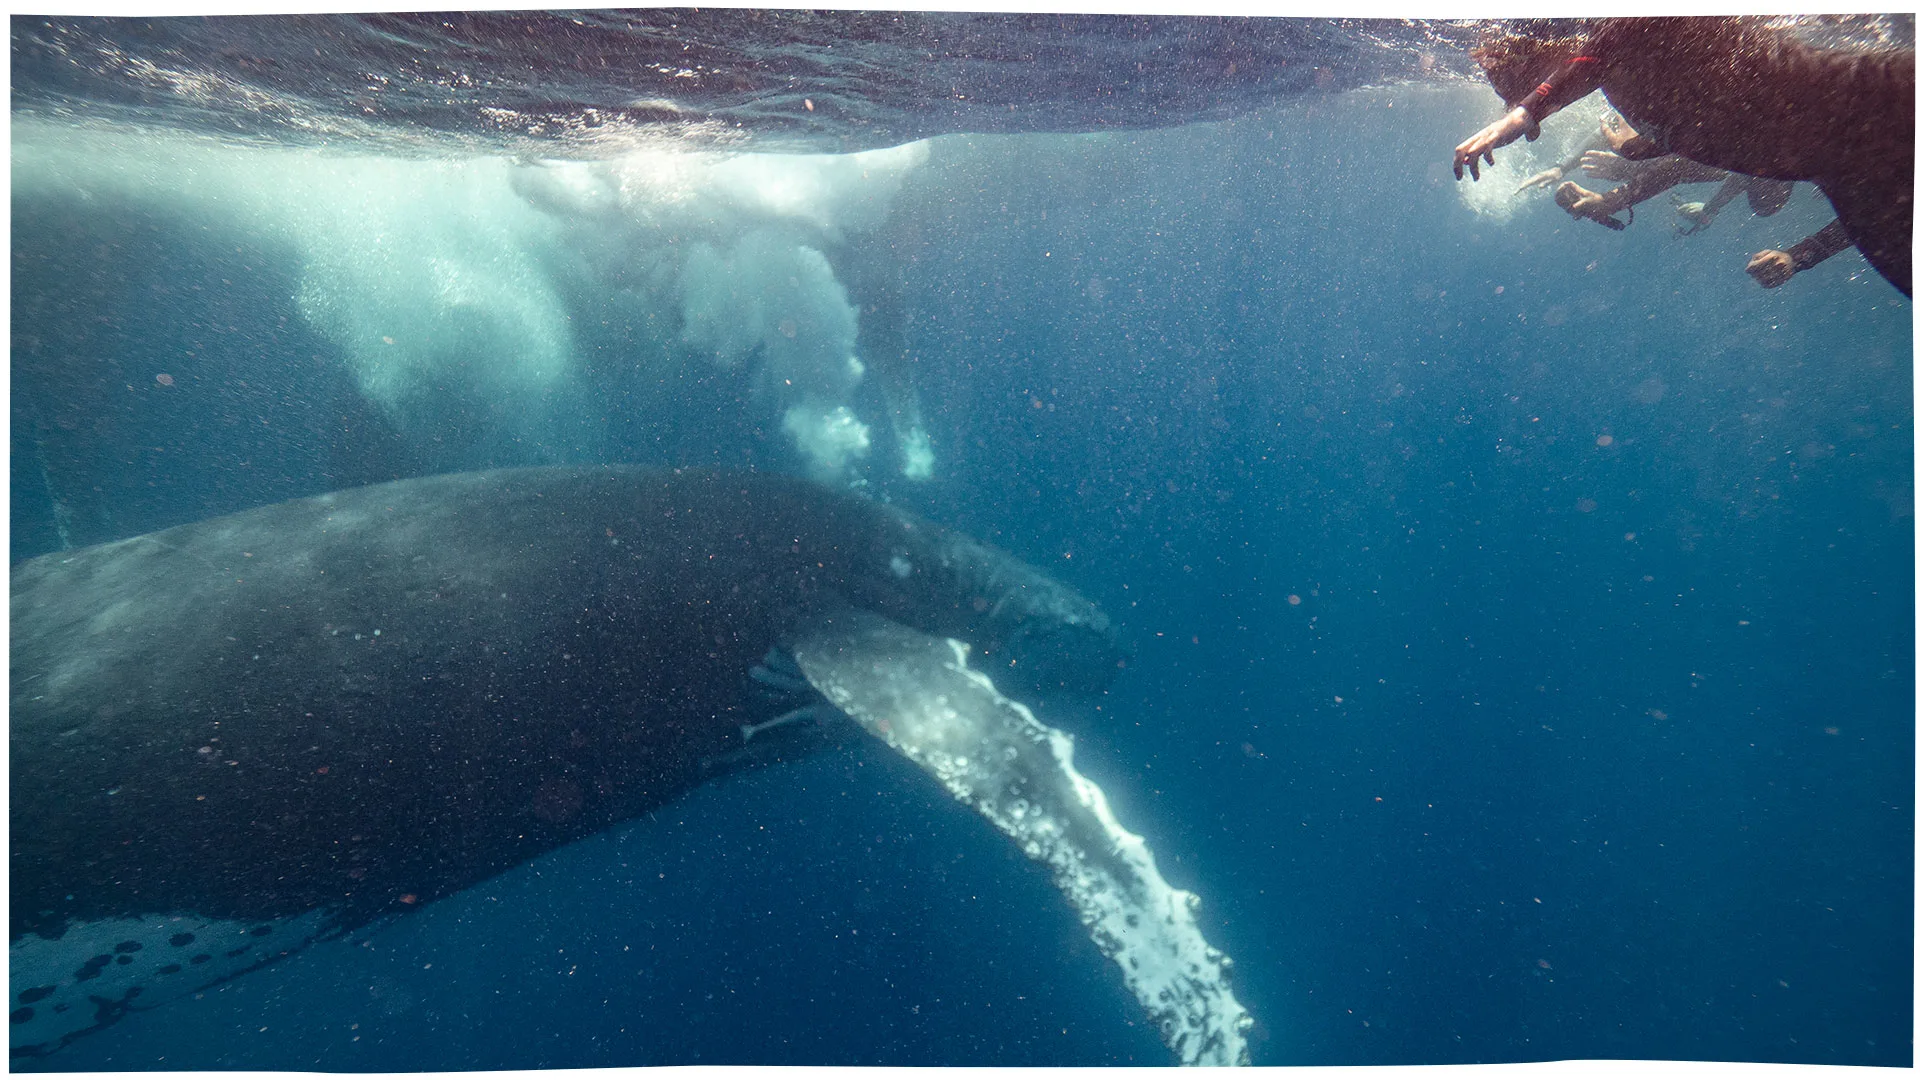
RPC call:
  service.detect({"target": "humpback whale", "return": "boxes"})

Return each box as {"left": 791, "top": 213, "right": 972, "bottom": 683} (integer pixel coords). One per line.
{"left": 12, "top": 466, "right": 1248, "bottom": 1065}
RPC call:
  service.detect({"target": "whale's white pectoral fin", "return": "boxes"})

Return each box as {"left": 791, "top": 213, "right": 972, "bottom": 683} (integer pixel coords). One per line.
{"left": 9, "top": 909, "right": 336, "bottom": 1058}
{"left": 791, "top": 608, "right": 1254, "bottom": 1067}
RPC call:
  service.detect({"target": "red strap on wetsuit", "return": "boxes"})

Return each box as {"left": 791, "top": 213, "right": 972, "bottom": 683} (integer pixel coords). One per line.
{"left": 1519, "top": 55, "right": 1598, "bottom": 115}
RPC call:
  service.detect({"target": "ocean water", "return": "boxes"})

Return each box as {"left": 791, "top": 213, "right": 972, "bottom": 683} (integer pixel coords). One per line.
{"left": 10, "top": 13, "right": 1913, "bottom": 1069}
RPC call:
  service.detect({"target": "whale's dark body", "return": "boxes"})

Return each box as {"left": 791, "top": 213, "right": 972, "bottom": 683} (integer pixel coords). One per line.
{"left": 11, "top": 467, "right": 1121, "bottom": 954}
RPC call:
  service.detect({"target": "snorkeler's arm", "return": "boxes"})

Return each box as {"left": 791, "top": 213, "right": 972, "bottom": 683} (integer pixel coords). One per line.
{"left": 1457, "top": 56, "right": 1603, "bottom": 181}
{"left": 1599, "top": 113, "right": 1667, "bottom": 160}
{"left": 1747, "top": 219, "right": 1853, "bottom": 287}
{"left": 1786, "top": 219, "right": 1855, "bottom": 270}
{"left": 1698, "top": 174, "right": 1750, "bottom": 221}
{"left": 1517, "top": 130, "right": 1611, "bottom": 192}
{"left": 1577, "top": 150, "right": 1647, "bottom": 183}
{"left": 1671, "top": 173, "right": 1745, "bottom": 234}
{"left": 1513, "top": 57, "right": 1603, "bottom": 125}
{"left": 1454, "top": 107, "right": 1533, "bottom": 181}
{"left": 1677, "top": 176, "right": 1767, "bottom": 234}
{"left": 1572, "top": 131, "right": 1610, "bottom": 170}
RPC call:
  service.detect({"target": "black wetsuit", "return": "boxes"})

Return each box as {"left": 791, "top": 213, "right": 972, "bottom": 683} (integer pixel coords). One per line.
{"left": 1593, "top": 159, "right": 1796, "bottom": 222}
{"left": 1513, "top": 17, "right": 1913, "bottom": 295}
{"left": 1781, "top": 218, "right": 1858, "bottom": 277}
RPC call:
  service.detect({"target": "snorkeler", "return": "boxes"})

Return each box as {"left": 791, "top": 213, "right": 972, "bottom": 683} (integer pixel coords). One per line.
{"left": 1747, "top": 219, "right": 1857, "bottom": 288}
{"left": 1518, "top": 115, "right": 1846, "bottom": 285}
{"left": 1568, "top": 165, "right": 1853, "bottom": 287}
{"left": 1453, "top": 17, "right": 1914, "bottom": 295}
{"left": 1555, "top": 134, "right": 1797, "bottom": 233}
{"left": 1535, "top": 113, "right": 1854, "bottom": 288}
{"left": 1668, "top": 172, "right": 1796, "bottom": 235}
{"left": 1522, "top": 115, "right": 1792, "bottom": 232}
{"left": 1551, "top": 143, "right": 1852, "bottom": 287}
{"left": 1552, "top": 147, "right": 1732, "bottom": 230}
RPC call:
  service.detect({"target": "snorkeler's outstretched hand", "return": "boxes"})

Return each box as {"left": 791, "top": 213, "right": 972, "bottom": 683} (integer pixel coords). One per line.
{"left": 1453, "top": 135, "right": 1494, "bottom": 181}
{"left": 1578, "top": 151, "right": 1636, "bottom": 182}
{"left": 1747, "top": 249, "right": 1797, "bottom": 288}
{"left": 1516, "top": 166, "right": 1566, "bottom": 193}
{"left": 1454, "top": 108, "right": 1531, "bottom": 181}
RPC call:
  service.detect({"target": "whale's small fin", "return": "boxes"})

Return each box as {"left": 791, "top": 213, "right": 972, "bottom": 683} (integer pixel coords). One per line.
{"left": 10, "top": 909, "right": 339, "bottom": 1058}
{"left": 790, "top": 608, "right": 1254, "bottom": 1067}
{"left": 741, "top": 704, "right": 821, "bottom": 743}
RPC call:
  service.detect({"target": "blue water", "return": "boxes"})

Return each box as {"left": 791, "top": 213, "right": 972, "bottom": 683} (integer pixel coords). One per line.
{"left": 10, "top": 17, "right": 1913, "bottom": 1069}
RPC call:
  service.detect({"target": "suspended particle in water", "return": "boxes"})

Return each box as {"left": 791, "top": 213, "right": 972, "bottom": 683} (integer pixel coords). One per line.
{"left": 155, "top": 373, "right": 174, "bottom": 386}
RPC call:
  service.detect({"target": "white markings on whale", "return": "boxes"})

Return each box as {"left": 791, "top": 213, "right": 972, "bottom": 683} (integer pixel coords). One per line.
{"left": 10, "top": 910, "right": 334, "bottom": 1053}
{"left": 792, "top": 607, "right": 1253, "bottom": 1067}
